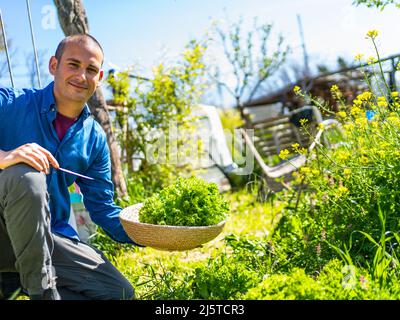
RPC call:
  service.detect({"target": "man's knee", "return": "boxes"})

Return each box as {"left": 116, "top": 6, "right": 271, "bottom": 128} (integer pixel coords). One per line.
{"left": 2, "top": 164, "right": 47, "bottom": 199}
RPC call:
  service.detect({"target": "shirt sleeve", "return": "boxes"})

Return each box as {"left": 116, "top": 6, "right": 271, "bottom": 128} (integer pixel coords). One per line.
{"left": 0, "top": 87, "right": 15, "bottom": 115}
{"left": 76, "top": 137, "right": 143, "bottom": 246}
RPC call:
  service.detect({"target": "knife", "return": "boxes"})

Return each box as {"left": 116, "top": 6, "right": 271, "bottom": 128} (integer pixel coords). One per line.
{"left": 58, "top": 167, "right": 94, "bottom": 180}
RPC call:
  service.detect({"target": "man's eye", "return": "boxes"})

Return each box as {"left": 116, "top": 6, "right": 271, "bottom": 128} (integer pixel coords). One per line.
{"left": 88, "top": 69, "right": 97, "bottom": 74}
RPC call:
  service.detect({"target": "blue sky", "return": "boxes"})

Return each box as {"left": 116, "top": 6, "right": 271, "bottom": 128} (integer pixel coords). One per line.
{"left": 1, "top": 0, "right": 400, "bottom": 105}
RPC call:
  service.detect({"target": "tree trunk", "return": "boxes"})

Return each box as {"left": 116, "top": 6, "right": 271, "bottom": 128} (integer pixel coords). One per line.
{"left": 53, "top": 0, "right": 128, "bottom": 198}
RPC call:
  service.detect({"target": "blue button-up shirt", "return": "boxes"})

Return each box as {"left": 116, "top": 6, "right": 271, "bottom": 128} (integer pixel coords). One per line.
{"left": 0, "top": 82, "right": 134, "bottom": 244}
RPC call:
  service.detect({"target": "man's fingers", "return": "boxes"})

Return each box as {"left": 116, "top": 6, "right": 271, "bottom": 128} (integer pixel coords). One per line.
{"left": 24, "top": 150, "right": 50, "bottom": 173}
{"left": 34, "top": 144, "right": 59, "bottom": 169}
{"left": 22, "top": 157, "right": 44, "bottom": 173}
{"left": 28, "top": 150, "right": 50, "bottom": 173}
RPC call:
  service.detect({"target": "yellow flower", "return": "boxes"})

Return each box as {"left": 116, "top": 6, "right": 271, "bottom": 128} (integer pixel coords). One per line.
{"left": 337, "top": 150, "right": 350, "bottom": 161}
{"left": 387, "top": 116, "right": 400, "bottom": 126}
{"left": 357, "top": 91, "right": 373, "bottom": 101}
{"left": 291, "top": 143, "right": 300, "bottom": 149}
{"left": 343, "top": 168, "right": 351, "bottom": 176}
{"left": 292, "top": 171, "right": 303, "bottom": 184}
{"left": 353, "top": 99, "right": 362, "bottom": 107}
{"left": 377, "top": 150, "right": 385, "bottom": 157}
{"left": 391, "top": 91, "right": 399, "bottom": 98}
{"left": 300, "top": 167, "right": 311, "bottom": 174}
{"left": 350, "top": 106, "right": 362, "bottom": 116}
{"left": 279, "top": 149, "right": 290, "bottom": 160}
{"left": 366, "top": 30, "right": 379, "bottom": 39}
{"left": 338, "top": 185, "right": 349, "bottom": 196}
{"left": 367, "top": 56, "right": 378, "bottom": 65}
{"left": 293, "top": 86, "right": 301, "bottom": 94}
{"left": 377, "top": 100, "right": 388, "bottom": 108}
{"left": 360, "top": 156, "right": 369, "bottom": 164}
{"left": 298, "top": 147, "right": 307, "bottom": 155}
{"left": 343, "top": 123, "right": 355, "bottom": 133}
{"left": 354, "top": 53, "right": 364, "bottom": 61}
{"left": 299, "top": 118, "right": 308, "bottom": 126}
{"left": 337, "top": 111, "right": 347, "bottom": 119}
{"left": 292, "top": 171, "right": 300, "bottom": 178}
{"left": 331, "top": 84, "right": 339, "bottom": 92}
{"left": 331, "top": 85, "right": 342, "bottom": 99}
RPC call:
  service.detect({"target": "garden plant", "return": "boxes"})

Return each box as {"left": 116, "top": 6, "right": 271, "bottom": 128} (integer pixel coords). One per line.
{"left": 87, "top": 30, "right": 400, "bottom": 300}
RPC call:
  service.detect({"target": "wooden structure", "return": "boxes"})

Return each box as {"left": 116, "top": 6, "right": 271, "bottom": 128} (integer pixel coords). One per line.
{"left": 240, "top": 106, "right": 342, "bottom": 192}
{"left": 243, "top": 53, "right": 400, "bottom": 116}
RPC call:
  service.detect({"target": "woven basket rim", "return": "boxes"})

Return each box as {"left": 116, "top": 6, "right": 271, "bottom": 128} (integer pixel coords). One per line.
{"left": 119, "top": 202, "right": 227, "bottom": 250}
{"left": 119, "top": 202, "right": 227, "bottom": 229}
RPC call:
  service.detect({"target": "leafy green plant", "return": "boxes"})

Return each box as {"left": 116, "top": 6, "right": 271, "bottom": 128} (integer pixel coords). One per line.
{"left": 269, "top": 30, "right": 400, "bottom": 274}
{"left": 139, "top": 176, "right": 229, "bottom": 226}
{"left": 243, "top": 259, "right": 399, "bottom": 300}
{"left": 190, "top": 253, "right": 259, "bottom": 299}
{"left": 89, "top": 228, "right": 135, "bottom": 259}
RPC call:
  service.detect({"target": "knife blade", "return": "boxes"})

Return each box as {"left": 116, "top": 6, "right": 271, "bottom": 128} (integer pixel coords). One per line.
{"left": 58, "top": 167, "right": 94, "bottom": 180}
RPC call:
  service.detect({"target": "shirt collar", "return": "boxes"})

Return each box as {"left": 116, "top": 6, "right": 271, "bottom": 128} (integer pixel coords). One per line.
{"left": 41, "top": 81, "right": 92, "bottom": 119}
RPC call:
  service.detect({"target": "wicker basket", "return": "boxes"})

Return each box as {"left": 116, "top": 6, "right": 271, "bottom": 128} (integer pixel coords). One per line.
{"left": 119, "top": 203, "right": 226, "bottom": 251}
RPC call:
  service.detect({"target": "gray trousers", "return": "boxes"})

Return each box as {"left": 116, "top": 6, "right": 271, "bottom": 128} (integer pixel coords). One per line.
{"left": 0, "top": 164, "right": 134, "bottom": 300}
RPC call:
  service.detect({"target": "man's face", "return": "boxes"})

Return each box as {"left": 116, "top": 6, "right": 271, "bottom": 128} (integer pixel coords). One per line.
{"left": 49, "top": 40, "right": 104, "bottom": 105}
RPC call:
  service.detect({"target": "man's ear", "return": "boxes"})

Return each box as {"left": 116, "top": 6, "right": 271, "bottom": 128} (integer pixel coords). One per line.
{"left": 98, "top": 70, "right": 104, "bottom": 86}
{"left": 49, "top": 56, "right": 58, "bottom": 75}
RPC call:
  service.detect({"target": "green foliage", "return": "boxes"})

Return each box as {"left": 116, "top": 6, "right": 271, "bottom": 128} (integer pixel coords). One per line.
{"left": 269, "top": 32, "right": 400, "bottom": 279}
{"left": 134, "top": 260, "right": 194, "bottom": 300}
{"left": 89, "top": 228, "right": 135, "bottom": 259}
{"left": 104, "top": 30, "right": 400, "bottom": 301}
{"left": 139, "top": 176, "right": 229, "bottom": 226}
{"left": 353, "top": 0, "right": 400, "bottom": 10}
{"left": 244, "top": 259, "right": 400, "bottom": 299}
{"left": 190, "top": 253, "right": 260, "bottom": 299}
{"left": 107, "top": 40, "right": 208, "bottom": 198}
{"left": 207, "top": 17, "right": 289, "bottom": 126}
{"left": 245, "top": 268, "right": 326, "bottom": 300}
{"left": 218, "top": 108, "right": 245, "bottom": 131}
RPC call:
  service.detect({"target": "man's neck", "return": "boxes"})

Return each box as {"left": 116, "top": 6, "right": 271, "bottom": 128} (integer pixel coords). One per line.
{"left": 54, "top": 100, "right": 85, "bottom": 119}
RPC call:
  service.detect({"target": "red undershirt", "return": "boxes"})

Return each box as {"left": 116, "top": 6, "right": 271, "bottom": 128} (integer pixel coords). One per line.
{"left": 53, "top": 112, "right": 78, "bottom": 141}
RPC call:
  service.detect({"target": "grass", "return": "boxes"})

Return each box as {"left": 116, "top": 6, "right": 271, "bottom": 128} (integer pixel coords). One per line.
{"left": 111, "top": 188, "right": 283, "bottom": 299}
{"left": 13, "top": 187, "right": 283, "bottom": 300}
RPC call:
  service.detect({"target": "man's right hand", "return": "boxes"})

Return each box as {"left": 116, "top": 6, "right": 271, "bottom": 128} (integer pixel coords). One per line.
{"left": 0, "top": 143, "right": 59, "bottom": 173}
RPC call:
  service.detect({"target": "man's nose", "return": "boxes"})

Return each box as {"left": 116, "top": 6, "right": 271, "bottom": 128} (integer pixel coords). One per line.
{"left": 76, "top": 69, "right": 87, "bottom": 81}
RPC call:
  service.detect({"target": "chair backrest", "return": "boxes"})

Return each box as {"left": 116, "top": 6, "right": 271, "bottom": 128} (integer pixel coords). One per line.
{"left": 250, "top": 105, "right": 322, "bottom": 162}
{"left": 239, "top": 114, "right": 342, "bottom": 192}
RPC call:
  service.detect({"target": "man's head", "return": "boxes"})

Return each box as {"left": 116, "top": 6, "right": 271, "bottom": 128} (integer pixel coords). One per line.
{"left": 49, "top": 34, "right": 104, "bottom": 107}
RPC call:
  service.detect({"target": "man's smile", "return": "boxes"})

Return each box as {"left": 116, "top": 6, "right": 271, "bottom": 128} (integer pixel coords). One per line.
{"left": 68, "top": 81, "right": 88, "bottom": 90}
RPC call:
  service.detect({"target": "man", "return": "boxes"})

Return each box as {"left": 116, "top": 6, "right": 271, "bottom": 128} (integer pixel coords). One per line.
{"left": 0, "top": 34, "right": 140, "bottom": 300}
